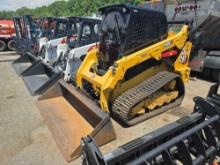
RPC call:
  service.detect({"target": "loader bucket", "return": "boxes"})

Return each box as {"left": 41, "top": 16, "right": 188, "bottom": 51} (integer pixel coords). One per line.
{"left": 12, "top": 54, "right": 38, "bottom": 76}
{"left": 36, "top": 79, "right": 116, "bottom": 161}
{"left": 22, "top": 62, "right": 62, "bottom": 96}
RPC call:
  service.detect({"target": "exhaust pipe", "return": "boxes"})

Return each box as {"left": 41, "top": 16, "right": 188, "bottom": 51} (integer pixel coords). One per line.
{"left": 21, "top": 61, "right": 62, "bottom": 95}
{"left": 36, "top": 79, "right": 116, "bottom": 161}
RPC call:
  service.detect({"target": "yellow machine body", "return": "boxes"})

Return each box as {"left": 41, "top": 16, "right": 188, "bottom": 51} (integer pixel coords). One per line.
{"left": 76, "top": 25, "right": 192, "bottom": 113}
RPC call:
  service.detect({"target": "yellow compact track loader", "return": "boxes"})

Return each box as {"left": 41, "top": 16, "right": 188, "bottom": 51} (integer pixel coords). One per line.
{"left": 37, "top": 4, "right": 192, "bottom": 161}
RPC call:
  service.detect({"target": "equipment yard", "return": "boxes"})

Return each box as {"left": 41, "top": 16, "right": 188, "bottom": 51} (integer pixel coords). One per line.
{"left": 1, "top": 1, "right": 220, "bottom": 164}
{"left": 0, "top": 52, "right": 214, "bottom": 165}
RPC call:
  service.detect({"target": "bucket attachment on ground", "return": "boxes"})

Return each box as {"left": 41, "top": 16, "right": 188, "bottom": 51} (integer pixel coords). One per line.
{"left": 81, "top": 95, "right": 220, "bottom": 165}
{"left": 22, "top": 61, "right": 62, "bottom": 96}
{"left": 36, "top": 79, "right": 116, "bottom": 161}
{"left": 12, "top": 53, "right": 38, "bottom": 76}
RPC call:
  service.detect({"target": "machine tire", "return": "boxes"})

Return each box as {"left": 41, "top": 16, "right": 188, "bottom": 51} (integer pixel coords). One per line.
{"left": 211, "top": 69, "right": 220, "bottom": 82}
{"left": 0, "top": 40, "right": 7, "bottom": 52}
{"left": 7, "top": 40, "right": 16, "bottom": 51}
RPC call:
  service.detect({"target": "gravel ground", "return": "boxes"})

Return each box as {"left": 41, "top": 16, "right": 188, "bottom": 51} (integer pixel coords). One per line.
{"left": 0, "top": 52, "right": 214, "bottom": 165}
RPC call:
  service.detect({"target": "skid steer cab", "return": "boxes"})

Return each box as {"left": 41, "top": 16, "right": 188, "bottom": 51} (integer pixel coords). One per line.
{"left": 12, "top": 15, "right": 38, "bottom": 75}
{"left": 13, "top": 17, "right": 24, "bottom": 55}
{"left": 81, "top": 83, "right": 220, "bottom": 165}
{"left": 13, "top": 16, "right": 31, "bottom": 56}
{"left": 12, "top": 16, "right": 71, "bottom": 76}
{"left": 21, "top": 16, "right": 101, "bottom": 96}
{"left": 36, "top": 4, "right": 192, "bottom": 162}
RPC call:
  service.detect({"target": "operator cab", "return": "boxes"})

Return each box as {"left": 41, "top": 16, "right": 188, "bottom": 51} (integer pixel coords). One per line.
{"left": 97, "top": 4, "right": 168, "bottom": 71}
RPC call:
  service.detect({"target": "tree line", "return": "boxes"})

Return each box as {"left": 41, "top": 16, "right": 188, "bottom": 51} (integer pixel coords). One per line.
{"left": 0, "top": 0, "right": 147, "bottom": 19}
{"left": 1, "top": 0, "right": 193, "bottom": 20}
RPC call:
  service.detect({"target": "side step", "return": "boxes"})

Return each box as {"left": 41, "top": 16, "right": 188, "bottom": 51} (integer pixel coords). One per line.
{"left": 12, "top": 54, "right": 38, "bottom": 76}
{"left": 22, "top": 62, "right": 62, "bottom": 96}
{"left": 81, "top": 96, "right": 220, "bottom": 165}
{"left": 36, "top": 79, "right": 116, "bottom": 161}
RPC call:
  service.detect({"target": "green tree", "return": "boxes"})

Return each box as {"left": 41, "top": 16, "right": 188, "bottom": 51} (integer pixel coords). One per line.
{"left": 0, "top": 0, "right": 145, "bottom": 19}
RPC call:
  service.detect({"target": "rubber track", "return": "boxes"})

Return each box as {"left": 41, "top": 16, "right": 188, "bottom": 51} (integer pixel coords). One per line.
{"left": 112, "top": 71, "right": 182, "bottom": 126}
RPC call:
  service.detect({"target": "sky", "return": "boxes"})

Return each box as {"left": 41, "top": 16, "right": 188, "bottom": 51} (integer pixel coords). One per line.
{"left": 0, "top": 0, "right": 58, "bottom": 11}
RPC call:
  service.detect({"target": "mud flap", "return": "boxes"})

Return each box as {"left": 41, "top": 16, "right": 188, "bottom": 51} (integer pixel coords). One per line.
{"left": 12, "top": 53, "right": 38, "bottom": 76}
{"left": 22, "top": 62, "right": 62, "bottom": 96}
{"left": 82, "top": 97, "right": 220, "bottom": 165}
{"left": 36, "top": 79, "right": 116, "bottom": 161}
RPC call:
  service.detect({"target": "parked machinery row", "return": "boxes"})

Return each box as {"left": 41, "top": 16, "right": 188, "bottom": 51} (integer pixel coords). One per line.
{"left": 12, "top": 2, "right": 220, "bottom": 165}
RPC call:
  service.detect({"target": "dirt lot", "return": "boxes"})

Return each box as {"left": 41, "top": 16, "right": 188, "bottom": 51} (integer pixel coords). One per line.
{"left": 0, "top": 52, "right": 214, "bottom": 165}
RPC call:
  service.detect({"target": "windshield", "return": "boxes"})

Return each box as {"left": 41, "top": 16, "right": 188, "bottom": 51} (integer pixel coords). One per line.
{"left": 98, "top": 10, "right": 127, "bottom": 69}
